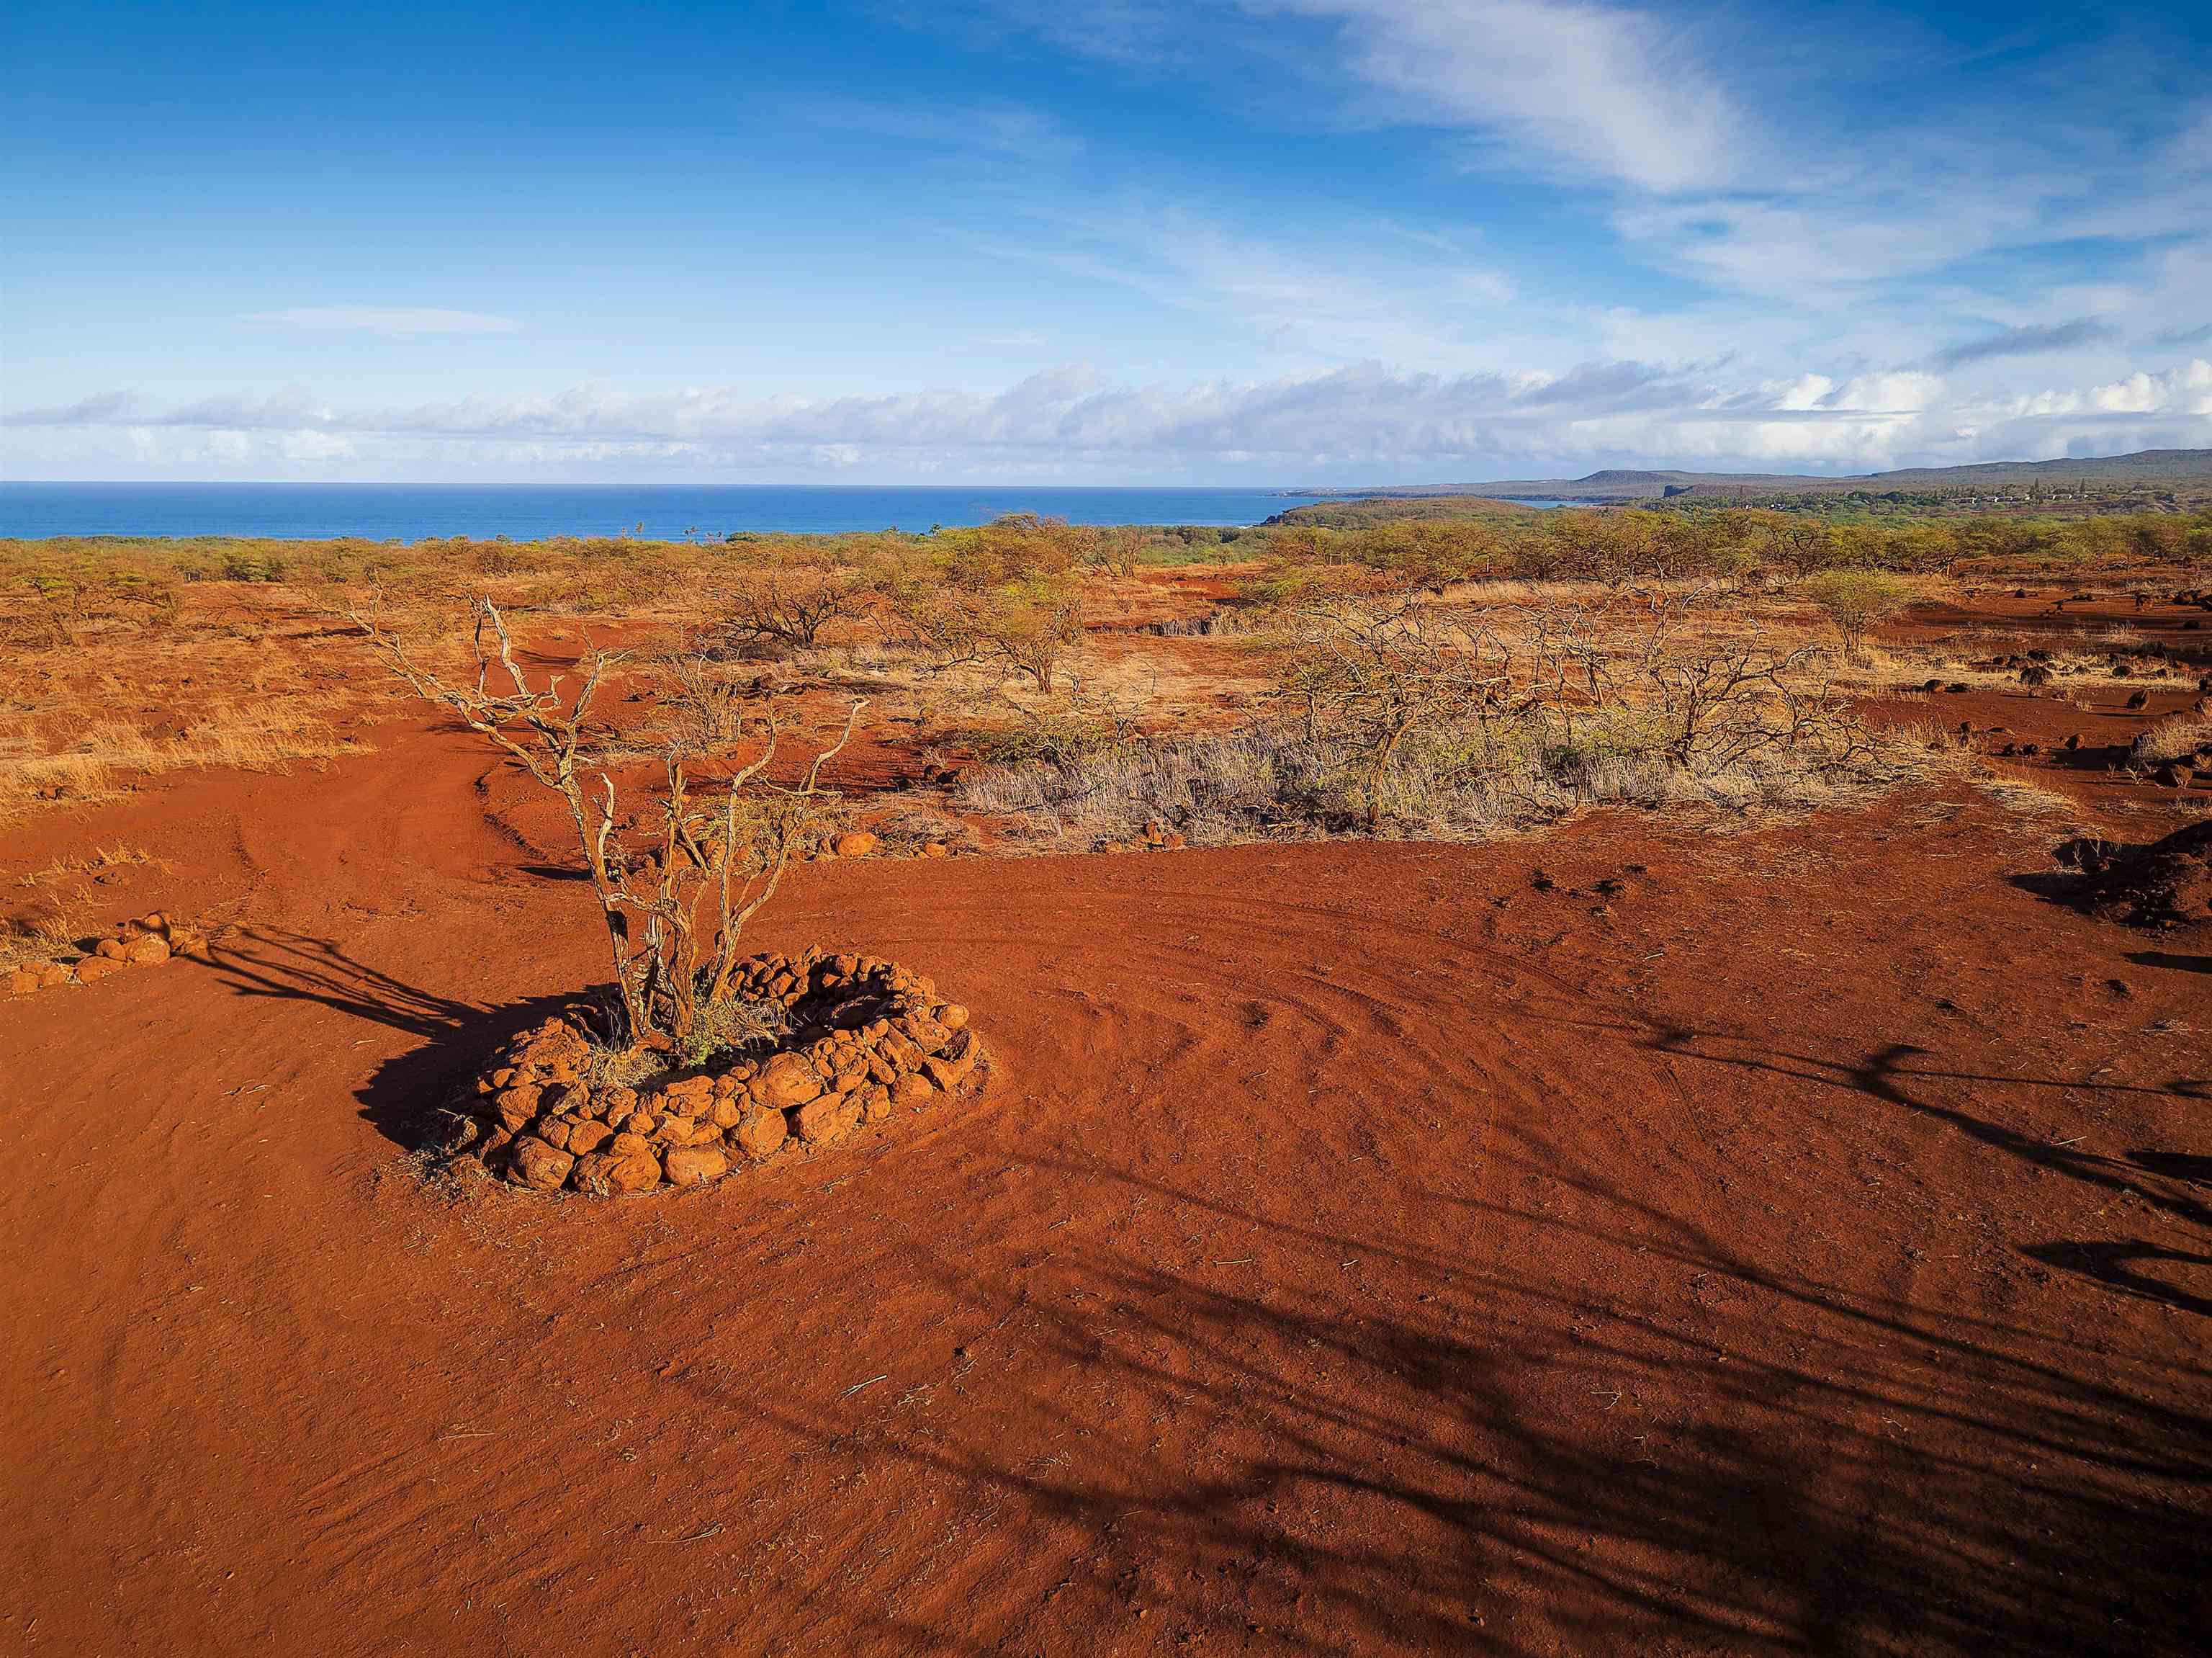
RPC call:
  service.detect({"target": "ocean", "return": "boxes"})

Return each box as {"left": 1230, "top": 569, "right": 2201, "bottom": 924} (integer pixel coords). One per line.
{"left": 0, "top": 483, "right": 1314, "bottom": 541}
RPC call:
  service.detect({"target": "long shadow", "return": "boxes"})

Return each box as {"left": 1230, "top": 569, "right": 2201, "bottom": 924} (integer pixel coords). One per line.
{"left": 2128, "top": 949, "right": 2212, "bottom": 974}
{"left": 1637, "top": 1023, "right": 2212, "bottom": 1350}
{"left": 701, "top": 1143, "right": 2212, "bottom": 1655}
{"left": 186, "top": 926, "right": 595, "bottom": 1152}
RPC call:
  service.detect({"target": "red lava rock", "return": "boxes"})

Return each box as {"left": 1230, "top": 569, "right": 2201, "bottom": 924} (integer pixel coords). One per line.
{"left": 572, "top": 1150, "right": 660, "bottom": 1196}
{"left": 508, "top": 1137, "right": 574, "bottom": 1191}
{"left": 6, "top": 970, "right": 38, "bottom": 997}
{"left": 833, "top": 830, "right": 878, "bottom": 859}
{"left": 661, "top": 1144, "right": 729, "bottom": 1186}
{"left": 566, "top": 1119, "right": 612, "bottom": 1157}
{"left": 794, "top": 1095, "right": 845, "bottom": 1143}
{"left": 74, "top": 958, "right": 126, "bottom": 985}
{"left": 567, "top": 1152, "right": 621, "bottom": 1196}
{"left": 492, "top": 1087, "right": 543, "bottom": 1130}
{"left": 657, "top": 1075, "right": 715, "bottom": 1116}
{"left": 94, "top": 938, "right": 128, "bottom": 961}
{"left": 754, "top": 1052, "right": 824, "bottom": 1110}
{"left": 733, "top": 1108, "right": 788, "bottom": 1159}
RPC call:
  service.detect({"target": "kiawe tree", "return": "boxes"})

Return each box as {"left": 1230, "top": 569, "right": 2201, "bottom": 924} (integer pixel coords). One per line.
{"left": 352, "top": 596, "right": 860, "bottom": 1053}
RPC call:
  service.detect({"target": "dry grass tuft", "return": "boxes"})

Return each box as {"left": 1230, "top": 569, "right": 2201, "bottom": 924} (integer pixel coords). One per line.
{"left": 0, "top": 702, "right": 369, "bottom": 821}
{"left": 2131, "top": 712, "right": 2212, "bottom": 763}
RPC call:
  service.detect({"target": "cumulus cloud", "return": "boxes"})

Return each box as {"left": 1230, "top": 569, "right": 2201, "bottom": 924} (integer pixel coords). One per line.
{"left": 13, "top": 357, "right": 2206, "bottom": 480}
{"left": 243, "top": 306, "right": 521, "bottom": 336}
{"left": 2085, "top": 359, "right": 2212, "bottom": 415}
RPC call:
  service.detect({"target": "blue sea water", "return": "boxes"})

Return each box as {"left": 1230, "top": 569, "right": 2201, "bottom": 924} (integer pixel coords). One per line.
{"left": 0, "top": 483, "right": 1315, "bottom": 540}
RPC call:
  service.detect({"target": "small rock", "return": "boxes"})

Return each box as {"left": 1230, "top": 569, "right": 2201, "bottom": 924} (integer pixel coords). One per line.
{"left": 74, "top": 957, "right": 125, "bottom": 984}
{"left": 923, "top": 841, "right": 950, "bottom": 859}
{"left": 662, "top": 1144, "right": 729, "bottom": 1186}
{"left": 733, "top": 1108, "right": 788, "bottom": 1158}
{"left": 509, "top": 1137, "right": 575, "bottom": 1191}
{"left": 834, "top": 830, "right": 878, "bottom": 859}
{"left": 566, "top": 1119, "right": 613, "bottom": 1157}
{"left": 5, "top": 969, "right": 38, "bottom": 997}
{"left": 657, "top": 1075, "right": 715, "bottom": 1116}
{"left": 572, "top": 1150, "right": 660, "bottom": 1195}
{"left": 795, "top": 1095, "right": 853, "bottom": 1144}
{"left": 755, "top": 1052, "right": 824, "bottom": 1109}
{"left": 491, "top": 1086, "right": 544, "bottom": 1130}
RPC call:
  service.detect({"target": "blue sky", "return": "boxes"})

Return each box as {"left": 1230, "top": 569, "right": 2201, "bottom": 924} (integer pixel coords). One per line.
{"left": 4, "top": 0, "right": 2209, "bottom": 483}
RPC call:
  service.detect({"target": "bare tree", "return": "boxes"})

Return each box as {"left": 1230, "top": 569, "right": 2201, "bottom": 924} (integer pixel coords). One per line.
{"left": 352, "top": 596, "right": 861, "bottom": 1052}
{"left": 1277, "top": 593, "right": 1510, "bottom": 826}
{"left": 721, "top": 566, "right": 878, "bottom": 653}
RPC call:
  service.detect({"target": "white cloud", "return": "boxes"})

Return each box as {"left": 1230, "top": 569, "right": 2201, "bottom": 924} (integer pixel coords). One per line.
{"left": 244, "top": 306, "right": 522, "bottom": 336}
{"left": 1766, "top": 374, "right": 1833, "bottom": 411}
{"left": 1248, "top": 0, "right": 1741, "bottom": 192}
{"left": 975, "top": 200, "right": 1522, "bottom": 367}
{"left": 280, "top": 430, "right": 357, "bottom": 460}
{"left": 2086, "top": 359, "right": 2212, "bottom": 416}
{"left": 1829, "top": 372, "right": 1944, "bottom": 413}
{"left": 13, "top": 358, "right": 2206, "bottom": 480}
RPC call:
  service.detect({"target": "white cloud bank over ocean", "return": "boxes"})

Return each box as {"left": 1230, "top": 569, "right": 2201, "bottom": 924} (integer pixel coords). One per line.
{"left": 9, "top": 358, "right": 2208, "bottom": 483}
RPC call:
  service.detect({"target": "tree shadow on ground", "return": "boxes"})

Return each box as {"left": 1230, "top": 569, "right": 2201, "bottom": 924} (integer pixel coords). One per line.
{"left": 184, "top": 926, "right": 596, "bottom": 1152}
{"left": 722, "top": 1132, "right": 2212, "bottom": 1655}
{"left": 2127, "top": 949, "right": 2212, "bottom": 974}
{"left": 703, "top": 1013, "right": 2212, "bottom": 1654}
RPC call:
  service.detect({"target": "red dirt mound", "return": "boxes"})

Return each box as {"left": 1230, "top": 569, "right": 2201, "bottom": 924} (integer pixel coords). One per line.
{"left": 2056, "top": 820, "right": 2212, "bottom": 928}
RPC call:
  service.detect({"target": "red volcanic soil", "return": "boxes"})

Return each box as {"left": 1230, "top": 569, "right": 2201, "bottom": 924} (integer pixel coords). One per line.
{"left": 4, "top": 699, "right": 2212, "bottom": 1653}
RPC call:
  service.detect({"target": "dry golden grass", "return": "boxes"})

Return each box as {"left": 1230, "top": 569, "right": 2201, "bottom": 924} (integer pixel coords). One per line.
{"left": 14, "top": 841, "right": 165, "bottom": 888}
{"left": 0, "top": 897, "right": 80, "bottom": 974}
{"left": 1, "top": 721, "right": 370, "bottom": 820}
{"left": 2132, "top": 712, "right": 2212, "bottom": 763}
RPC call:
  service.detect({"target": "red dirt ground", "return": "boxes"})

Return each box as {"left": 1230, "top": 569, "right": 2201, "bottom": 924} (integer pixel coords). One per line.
{"left": 4, "top": 630, "right": 2211, "bottom": 1655}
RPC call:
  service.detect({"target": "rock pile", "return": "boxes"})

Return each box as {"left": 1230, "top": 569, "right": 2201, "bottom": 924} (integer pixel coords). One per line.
{"left": 454, "top": 950, "right": 984, "bottom": 1196}
{"left": 5, "top": 913, "right": 209, "bottom": 998}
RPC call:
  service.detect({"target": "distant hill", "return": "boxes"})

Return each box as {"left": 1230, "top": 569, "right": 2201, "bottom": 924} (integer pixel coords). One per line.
{"left": 1280, "top": 448, "right": 2212, "bottom": 503}
{"left": 1259, "top": 495, "right": 1542, "bottom": 529}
